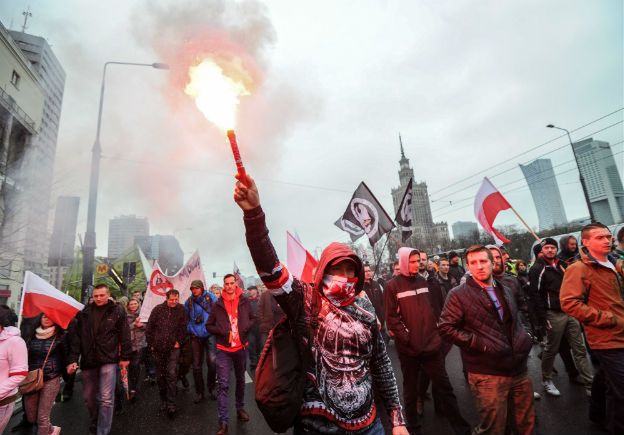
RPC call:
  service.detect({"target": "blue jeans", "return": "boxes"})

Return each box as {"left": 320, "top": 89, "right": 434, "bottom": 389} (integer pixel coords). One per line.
{"left": 82, "top": 363, "right": 117, "bottom": 435}
{"left": 216, "top": 348, "right": 247, "bottom": 423}
{"left": 593, "top": 348, "right": 624, "bottom": 435}
{"left": 294, "top": 418, "right": 385, "bottom": 435}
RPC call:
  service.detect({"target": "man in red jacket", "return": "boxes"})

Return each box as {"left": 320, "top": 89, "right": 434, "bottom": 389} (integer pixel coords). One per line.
{"left": 385, "top": 247, "right": 469, "bottom": 435}
{"left": 207, "top": 274, "right": 255, "bottom": 435}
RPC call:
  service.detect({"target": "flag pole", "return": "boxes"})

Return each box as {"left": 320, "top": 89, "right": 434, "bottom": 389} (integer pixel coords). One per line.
{"left": 486, "top": 177, "right": 541, "bottom": 242}
{"left": 509, "top": 206, "right": 541, "bottom": 242}
{"left": 372, "top": 234, "right": 391, "bottom": 279}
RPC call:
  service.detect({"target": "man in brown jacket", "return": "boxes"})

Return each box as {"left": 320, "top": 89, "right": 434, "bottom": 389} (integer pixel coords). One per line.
{"left": 560, "top": 222, "right": 624, "bottom": 435}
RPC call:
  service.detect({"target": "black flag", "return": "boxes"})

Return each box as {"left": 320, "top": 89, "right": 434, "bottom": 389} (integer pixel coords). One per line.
{"left": 395, "top": 178, "right": 413, "bottom": 242}
{"left": 335, "top": 182, "right": 395, "bottom": 246}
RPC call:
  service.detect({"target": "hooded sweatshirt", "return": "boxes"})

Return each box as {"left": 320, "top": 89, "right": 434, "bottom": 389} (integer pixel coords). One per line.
{"left": 243, "top": 206, "right": 405, "bottom": 433}
{"left": 385, "top": 248, "right": 445, "bottom": 357}
{"left": 0, "top": 326, "right": 28, "bottom": 400}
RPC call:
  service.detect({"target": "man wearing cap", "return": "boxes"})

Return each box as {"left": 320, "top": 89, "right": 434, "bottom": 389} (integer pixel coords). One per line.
{"left": 447, "top": 252, "right": 465, "bottom": 283}
{"left": 529, "top": 237, "right": 593, "bottom": 397}
{"left": 184, "top": 279, "right": 218, "bottom": 403}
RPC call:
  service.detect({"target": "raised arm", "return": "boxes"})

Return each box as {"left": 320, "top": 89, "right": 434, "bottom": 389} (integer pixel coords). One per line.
{"left": 234, "top": 175, "right": 303, "bottom": 321}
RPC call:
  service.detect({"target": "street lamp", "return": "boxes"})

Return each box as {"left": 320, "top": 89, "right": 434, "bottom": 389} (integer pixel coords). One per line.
{"left": 81, "top": 61, "right": 169, "bottom": 303}
{"left": 546, "top": 124, "right": 595, "bottom": 223}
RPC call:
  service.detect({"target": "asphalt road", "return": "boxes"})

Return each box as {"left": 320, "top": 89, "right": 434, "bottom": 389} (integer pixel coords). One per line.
{"left": 7, "top": 342, "right": 608, "bottom": 435}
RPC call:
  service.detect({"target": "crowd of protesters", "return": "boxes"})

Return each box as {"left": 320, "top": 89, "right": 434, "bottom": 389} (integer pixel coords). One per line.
{"left": 1, "top": 197, "right": 622, "bottom": 435}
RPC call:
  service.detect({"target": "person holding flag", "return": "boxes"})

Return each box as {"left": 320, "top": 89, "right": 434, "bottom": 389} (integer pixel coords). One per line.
{"left": 233, "top": 174, "right": 408, "bottom": 435}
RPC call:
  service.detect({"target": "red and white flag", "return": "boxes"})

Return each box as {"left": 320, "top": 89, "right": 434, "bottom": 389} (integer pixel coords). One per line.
{"left": 286, "top": 231, "right": 318, "bottom": 284}
{"left": 474, "top": 177, "right": 512, "bottom": 245}
{"left": 21, "top": 271, "right": 84, "bottom": 329}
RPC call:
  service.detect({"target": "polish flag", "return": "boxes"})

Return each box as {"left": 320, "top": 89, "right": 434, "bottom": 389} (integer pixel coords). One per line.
{"left": 474, "top": 177, "right": 512, "bottom": 245}
{"left": 286, "top": 231, "right": 318, "bottom": 284}
{"left": 21, "top": 271, "right": 84, "bottom": 329}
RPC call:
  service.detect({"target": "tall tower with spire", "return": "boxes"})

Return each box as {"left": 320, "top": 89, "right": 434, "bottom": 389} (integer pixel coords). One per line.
{"left": 390, "top": 135, "right": 449, "bottom": 253}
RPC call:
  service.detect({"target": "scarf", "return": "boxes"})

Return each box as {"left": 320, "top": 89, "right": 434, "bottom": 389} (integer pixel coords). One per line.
{"left": 35, "top": 325, "right": 56, "bottom": 340}
{"left": 322, "top": 274, "right": 358, "bottom": 307}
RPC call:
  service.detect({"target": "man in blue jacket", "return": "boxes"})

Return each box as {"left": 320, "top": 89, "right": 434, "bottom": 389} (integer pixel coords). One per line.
{"left": 184, "top": 279, "right": 218, "bottom": 403}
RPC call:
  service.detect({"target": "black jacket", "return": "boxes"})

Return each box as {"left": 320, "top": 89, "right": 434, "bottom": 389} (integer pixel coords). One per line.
{"left": 434, "top": 273, "right": 458, "bottom": 300}
{"left": 448, "top": 264, "right": 466, "bottom": 284}
{"left": 146, "top": 302, "right": 187, "bottom": 354}
{"left": 69, "top": 301, "right": 132, "bottom": 369}
{"left": 27, "top": 332, "right": 68, "bottom": 381}
{"left": 206, "top": 294, "right": 255, "bottom": 349}
{"left": 529, "top": 258, "right": 566, "bottom": 325}
{"left": 385, "top": 274, "right": 445, "bottom": 357}
{"left": 438, "top": 277, "right": 532, "bottom": 376}
{"left": 363, "top": 280, "right": 385, "bottom": 325}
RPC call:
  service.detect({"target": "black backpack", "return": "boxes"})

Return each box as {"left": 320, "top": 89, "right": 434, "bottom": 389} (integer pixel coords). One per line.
{"left": 254, "top": 284, "right": 319, "bottom": 433}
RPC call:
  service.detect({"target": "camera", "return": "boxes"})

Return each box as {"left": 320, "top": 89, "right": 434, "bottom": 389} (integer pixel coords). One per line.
{"left": 194, "top": 315, "right": 203, "bottom": 325}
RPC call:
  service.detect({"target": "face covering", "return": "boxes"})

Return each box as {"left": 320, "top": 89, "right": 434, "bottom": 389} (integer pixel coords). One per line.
{"left": 322, "top": 274, "right": 358, "bottom": 307}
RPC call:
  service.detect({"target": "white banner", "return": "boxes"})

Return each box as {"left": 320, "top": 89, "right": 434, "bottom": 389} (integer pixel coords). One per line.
{"left": 139, "top": 251, "right": 206, "bottom": 322}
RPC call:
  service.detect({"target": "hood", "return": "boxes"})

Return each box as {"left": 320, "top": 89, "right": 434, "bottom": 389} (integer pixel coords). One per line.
{"left": 313, "top": 242, "right": 364, "bottom": 293}
{"left": 0, "top": 326, "right": 21, "bottom": 341}
{"left": 398, "top": 247, "right": 419, "bottom": 277}
{"left": 221, "top": 286, "right": 244, "bottom": 302}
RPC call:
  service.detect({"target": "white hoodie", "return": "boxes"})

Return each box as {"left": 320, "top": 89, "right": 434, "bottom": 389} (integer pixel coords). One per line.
{"left": 0, "top": 326, "right": 28, "bottom": 399}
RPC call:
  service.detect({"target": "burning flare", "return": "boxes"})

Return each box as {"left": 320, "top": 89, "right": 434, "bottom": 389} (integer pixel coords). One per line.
{"left": 184, "top": 58, "right": 251, "bottom": 130}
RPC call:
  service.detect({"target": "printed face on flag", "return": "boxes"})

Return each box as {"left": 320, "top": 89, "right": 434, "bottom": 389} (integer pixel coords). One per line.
{"left": 351, "top": 199, "right": 379, "bottom": 238}
{"left": 395, "top": 178, "right": 413, "bottom": 242}
{"left": 400, "top": 190, "right": 412, "bottom": 224}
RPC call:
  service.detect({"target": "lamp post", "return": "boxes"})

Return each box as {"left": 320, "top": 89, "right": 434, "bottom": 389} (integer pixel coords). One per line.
{"left": 81, "top": 61, "right": 169, "bottom": 303}
{"left": 546, "top": 124, "right": 595, "bottom": 223}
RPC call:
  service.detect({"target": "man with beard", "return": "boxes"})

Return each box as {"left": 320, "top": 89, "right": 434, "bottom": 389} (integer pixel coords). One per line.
{"left": 439, "top": 246, "right": 535, "bottom": 435}
{"left": 447, "top": 252, "right": 466, "bottom": 283}
{"left": 558, "top": 235, "right": 580, "bottom": 267}
{"left": 233, "top": 175, "right": 408, "bottom": 435}
{"left": 418, "top": 251, "right": 429, "bottom": 280}
{"left": 487, "top": 246, "right": 531, "bottom": 334}
{"left": 385, "top": 248, "right": 470, "bottom": 435}
{"left": 529, "top": 238, "right": 593, "bottom": 396}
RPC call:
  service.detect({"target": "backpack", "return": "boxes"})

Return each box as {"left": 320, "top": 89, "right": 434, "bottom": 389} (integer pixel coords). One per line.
{"left": 254, "top": 284, "right": 319, "bottom": 433}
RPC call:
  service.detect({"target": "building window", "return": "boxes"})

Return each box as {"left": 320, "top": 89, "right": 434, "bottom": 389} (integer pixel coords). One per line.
{"left": 10, "top": 70, "right": 20, "bottom": 88}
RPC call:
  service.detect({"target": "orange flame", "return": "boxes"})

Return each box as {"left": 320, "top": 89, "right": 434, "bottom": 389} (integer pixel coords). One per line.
{"left": 184, "top": 57, "right": 252, "bottom": 131}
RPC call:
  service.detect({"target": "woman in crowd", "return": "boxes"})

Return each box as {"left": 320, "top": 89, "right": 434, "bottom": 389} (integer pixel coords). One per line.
{"left": 126, "top": 298, "right": 146, "bottom": 400}
{"left": 24, "top": 313, "right": 67, "bottom": 435}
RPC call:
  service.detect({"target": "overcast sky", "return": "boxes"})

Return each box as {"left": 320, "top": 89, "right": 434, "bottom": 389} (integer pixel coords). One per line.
{"left": 1, "top": 0, "right": 622, "bottom": 282}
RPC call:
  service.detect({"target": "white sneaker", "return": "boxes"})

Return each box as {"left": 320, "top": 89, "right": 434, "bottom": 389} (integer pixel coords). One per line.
{"left": 533, "top": 391, "right": 541, "bottom": 400}
{"left": 543, "top": 380, "right": 561, "bottom": 396}
{"left": 51, "top": 426, "right": 61, "bottom": 435}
